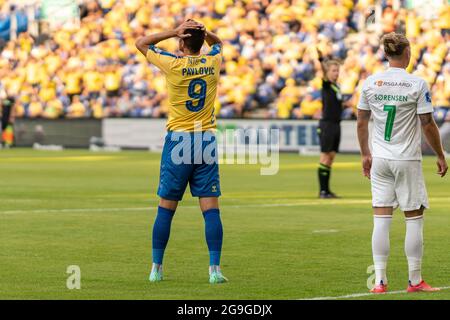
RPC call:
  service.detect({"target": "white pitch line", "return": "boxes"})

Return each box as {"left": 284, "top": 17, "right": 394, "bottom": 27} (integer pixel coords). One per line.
{"left": 0, "top": 207, "right": 151, "bottom": 215}
{"left": 0, "top": 200, "right": 370, "bottom": 214}
{"left": 0, "top": 201, "right": 366, "bottom": 215}
{"left": 0, "top": 200, "right": 374, "bottom": 215}
{"left": 312, "top": 229, "right": 340, "bottom": 234}
{"left": 300, "top": 286, "right": 450, "bottom": 300}
{"left": 1, "top": 197, "right": 449, "bottom": 215}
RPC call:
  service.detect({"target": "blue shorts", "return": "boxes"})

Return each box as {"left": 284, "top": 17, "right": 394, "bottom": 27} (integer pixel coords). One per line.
{"left": 157, "top": 131, "right": 221, "bottom": 201}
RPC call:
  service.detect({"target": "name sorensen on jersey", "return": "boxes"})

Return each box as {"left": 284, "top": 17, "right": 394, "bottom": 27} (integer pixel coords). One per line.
{"left": 375, "top": 94, "right": 408, "bottom": 102}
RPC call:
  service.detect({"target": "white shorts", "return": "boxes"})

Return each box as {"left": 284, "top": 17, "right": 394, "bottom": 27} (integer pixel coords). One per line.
{"left": 371, "top": 157, "right": 429, "bottom": 211}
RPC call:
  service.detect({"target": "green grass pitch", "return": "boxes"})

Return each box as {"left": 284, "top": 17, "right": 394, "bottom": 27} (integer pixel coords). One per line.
{"left": 1, "top": 148, "right": 449, "bottom": 300}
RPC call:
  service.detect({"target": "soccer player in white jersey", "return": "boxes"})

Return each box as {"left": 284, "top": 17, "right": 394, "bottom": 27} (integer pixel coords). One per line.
{"left": 357, "top": 32, "right": 448, "bottom": 294}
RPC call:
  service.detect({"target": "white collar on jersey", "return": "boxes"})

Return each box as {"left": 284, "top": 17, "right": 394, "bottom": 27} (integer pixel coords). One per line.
{"left": 387, "top": 67, "right": 407, "bottom": 72}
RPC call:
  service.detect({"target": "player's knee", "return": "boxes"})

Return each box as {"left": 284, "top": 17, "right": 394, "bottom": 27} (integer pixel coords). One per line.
{"left": 159, "top": 198, "right": 178, "bottom": 211}
{"left": 404, "top": 206, "right": 425, "bottom": 218}
{"left": 373, "top": 207, "right": 394, "bottom": 216}
{"left": 320, "top": 153, "right": 334, "bottom": 166}
{"left": 199, "top": 197, "right": 219, "bottom": 212}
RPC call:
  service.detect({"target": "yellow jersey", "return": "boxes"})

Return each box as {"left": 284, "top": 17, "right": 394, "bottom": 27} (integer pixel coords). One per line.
{"left": 146, "top": 43, "right": 222, "bottom": 132}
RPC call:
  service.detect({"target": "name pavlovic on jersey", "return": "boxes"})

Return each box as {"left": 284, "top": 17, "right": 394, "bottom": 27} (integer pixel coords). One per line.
{"left": 358, "top": 67, "right": 433, "bottom": 161}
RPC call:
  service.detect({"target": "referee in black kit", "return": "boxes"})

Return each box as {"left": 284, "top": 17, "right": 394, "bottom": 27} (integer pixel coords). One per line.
{"left": 316, "top": 49, "right": 343, "bottom": 199}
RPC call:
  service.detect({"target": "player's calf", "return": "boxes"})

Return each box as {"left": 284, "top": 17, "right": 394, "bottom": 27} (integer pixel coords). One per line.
{"left": 202, "top": 206, "right": 228, "bottom": 284}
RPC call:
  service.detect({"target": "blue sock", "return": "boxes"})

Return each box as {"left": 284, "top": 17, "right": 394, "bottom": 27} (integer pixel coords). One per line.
{"left": 152, "top": 206, "right": 175, "bottom": 265}
{"left": 202, "top": 208, "right": 223, "bottom": 266}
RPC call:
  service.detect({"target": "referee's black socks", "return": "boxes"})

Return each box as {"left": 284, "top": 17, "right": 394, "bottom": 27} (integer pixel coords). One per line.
{"left": 318, "top": 163, "right": 331, "bottom": 193}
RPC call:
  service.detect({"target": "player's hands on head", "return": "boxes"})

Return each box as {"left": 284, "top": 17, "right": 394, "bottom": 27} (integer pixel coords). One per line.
{"left": 362, "top": 154, "right": 372, "bottom": 179}
{"left": 175, "top": 19, "right": 205, "bottom": 39}
{"left": 436, "top": 156, "right": 448, "bottom": 177}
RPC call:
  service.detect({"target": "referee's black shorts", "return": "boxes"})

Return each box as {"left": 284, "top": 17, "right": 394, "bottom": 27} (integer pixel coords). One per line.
{"left": 317, "top": 120, "right": 341, "bottom": 153}
{"left": 1, "top": 105, "right": 11, "bottom": 130}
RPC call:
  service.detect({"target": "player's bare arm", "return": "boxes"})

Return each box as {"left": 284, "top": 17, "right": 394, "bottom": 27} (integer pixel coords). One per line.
{"left": 135, "top": 20, "right": 204, "bottom": 56}
{"left": 419, "top": 112, "right": 448, "bottom": 177}
{"left": 357, "top": 109, "right": 372, "bottom": 179}
{"left": 205, "top": 30, "right": 222, "bottom": 46}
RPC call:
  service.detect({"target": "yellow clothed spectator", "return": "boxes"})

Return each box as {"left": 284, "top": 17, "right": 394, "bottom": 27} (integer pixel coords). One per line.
{"left": 214, "top": 98, "right": 221, "bottom": 117}
{"left": 277, "top": 60, "right": 294, "bottom": 79}
{"left": 225, "top": 60, "right": 238, "bottom": 75}
{"left": 19, "top": 85, "right": 33, "bottom": 105}
{"left": 444, "top": 73, "right": 450, "bottom": 96}
{"left": 44, "top": 54, "right": 62, "bottom": 75}
{"left": 215, "top": 0, "right": 232, "bottom": 15}
{"left": 433, "top": 77, "right": 450, "bottom": 108}
{"left": 43, "top": 99, "right": 64, "bottom": 119}
{"left": 310, "top": 76, "right": 323, "bottom": 91}
{"left": 217, "top": 26, "right": 237, "bottom": 42}
{"left": 31, "top": 45, "right": 48, "bottom": 60}
{"left": 276, "top": 96, "right": 293, "bottom": 119}
{"left": 233, "top": 87, "right": 247, "bottom": 106}
{"left": 91, "top": 99, "right": 104, "bottom": 119}
{"left": 136, "top": 5, "right": 152, "bottom": 26}
{"left": 65, "top": 70, "right": 83, "bottom": 95}
{"left": 39, "top": 83, "right": 56, "bottom": 102}
{"left": 67, "top": 96, "right": 86, "bottom": 118}
{"left": 405, "top": 12, "right": 421, "bottom": 39}
{"left": 15, "top": 103, "right": 25, "bottom": 118}
{"left": 340, "top": 72, "right": 358, "bottom": 95}
{"left": 3, "top": 74, "right": 23, "bottom": 96}
{"left": 300, "top": 95, "right": 322, "bottom": 118}
{"left": 153, "top": 75, "right": 167, "bottom": 94}
{"left": 28, "top": 98, "right": 44, "bottom": 118}
{"left": 100, "top": 0, "right": 116, "bottom": 9}
{"left": 104, "top": 69, "right": 122, "bottom": 92}
{"left": 124, "top": 0, "right": 140, "bottom": 12}
{"left": 73, "top": 26, "right": 90, "bottom": 46}
{"left": 280, "top": 79, "right": 300, "bottom": 105}
{"left": 272, "top": 34, "right": 290, "bottom": 51}
{"left": 437, "top": 5, "right": 450, "bottom": 29}
{"left": 54, "top": 30, "right": 73, "bottom": 51}
{"left": 84, "top": 70, "right": 104, "bottom": 93}
{"left": 26, "top": 60, "right": 42, "bottom": 85}
{"left": 18, "top": 33, "right": 33, "bottom": 53}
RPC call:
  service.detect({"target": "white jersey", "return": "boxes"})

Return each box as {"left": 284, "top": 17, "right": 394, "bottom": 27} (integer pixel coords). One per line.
{"left": 358, "top": 67, "right": 433, "bottom": 160}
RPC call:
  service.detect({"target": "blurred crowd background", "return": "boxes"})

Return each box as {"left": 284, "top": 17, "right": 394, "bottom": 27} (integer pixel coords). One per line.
{"left": 0, "top": 0, "right": 449, "bottom": 121}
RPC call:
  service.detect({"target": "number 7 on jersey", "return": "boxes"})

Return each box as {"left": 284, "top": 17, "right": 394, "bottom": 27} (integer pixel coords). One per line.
{"left": 383, "top": 105, "right": 396, "bottom": 142}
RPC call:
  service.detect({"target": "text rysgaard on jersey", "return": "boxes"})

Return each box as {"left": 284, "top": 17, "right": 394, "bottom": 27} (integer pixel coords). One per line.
{"left": 374, "top": 94, "right": 408, "bottom": 102}
{"left": 374, "top": 80, "right": 412, "bottom": 87}
{"left": 182, "top": 67, "right": 215, "bottom": 76}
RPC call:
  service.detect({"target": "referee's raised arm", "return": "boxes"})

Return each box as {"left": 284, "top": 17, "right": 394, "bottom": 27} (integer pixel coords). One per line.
{"left": 316, "top": 48, "right": 328, "bottom": 80}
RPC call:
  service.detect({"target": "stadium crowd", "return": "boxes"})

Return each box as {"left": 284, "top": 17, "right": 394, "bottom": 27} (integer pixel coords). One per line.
{"left": 0, "top": 0, "right": 449, "bottom": 120}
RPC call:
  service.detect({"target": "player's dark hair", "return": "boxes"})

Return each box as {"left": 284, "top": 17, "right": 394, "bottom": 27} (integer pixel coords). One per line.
{"left": 382, "top": 32, "right": 410, "bottom": 58}
{"left": 183, "top": 28, "right": 205, "bottom": 53}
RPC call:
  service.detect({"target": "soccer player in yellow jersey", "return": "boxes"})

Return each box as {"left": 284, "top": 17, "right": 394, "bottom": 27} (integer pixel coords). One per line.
{"left": 136, "top": 19, "right": 227, "bottom": 284}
